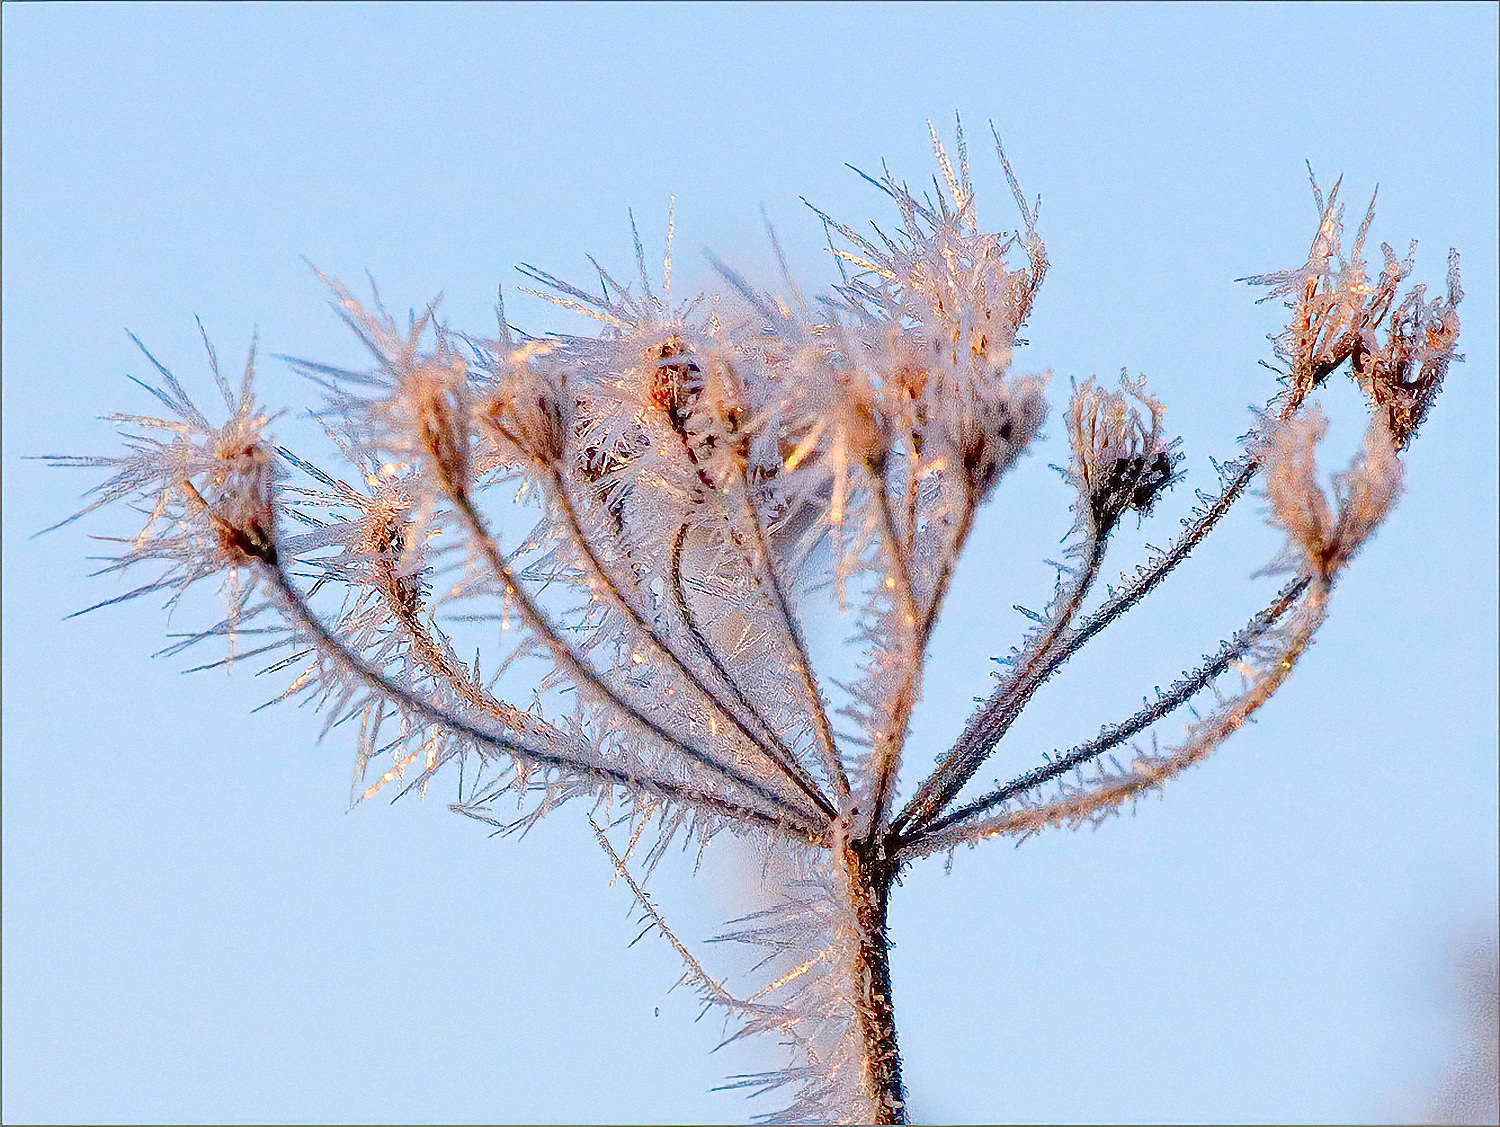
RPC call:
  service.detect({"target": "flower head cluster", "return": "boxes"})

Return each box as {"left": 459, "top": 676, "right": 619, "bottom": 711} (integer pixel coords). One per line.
{"left": 45, "top": 330, "right": 276, "bottom": 628}
{"left": 1351, "top": 247, "right": 1463, "bottom": 449}
{"left": 49, "top": 125, "right": 1465, "bottom": 1127}
{"left": 813, "top": 121, "right": 1051, "bottom": 507}
{"left": 1065, "top": 372, "right": 1180, "bottom": 536}
{"left": 292, "top": 277, "right": 472, "bottom": 565}
{"left": 1256, "top": 407, "right": 1404, "bottom": 581}
{"left": 456, "top": 132, "right": 1051, "bottom": 630}
{"left": 1243, "top": 169, "right": 1464, "bottom": 419}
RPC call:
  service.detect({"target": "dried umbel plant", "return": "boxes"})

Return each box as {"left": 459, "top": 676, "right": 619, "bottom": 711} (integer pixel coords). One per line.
{"left": 47, "top": 122, "right": 1462, "bottom": 1124}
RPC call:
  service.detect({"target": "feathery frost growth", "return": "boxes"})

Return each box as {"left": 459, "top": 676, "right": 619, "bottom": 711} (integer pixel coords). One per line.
{"left": 48, "top": 122, "right": 1462, "bottom": 1123}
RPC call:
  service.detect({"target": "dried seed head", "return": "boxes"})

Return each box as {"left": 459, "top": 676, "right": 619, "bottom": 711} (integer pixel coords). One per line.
{"left": 646, "top": 334, "right": 702, "bottom": 423}
{"left": 272, "top": 453, "right": 433, "bottom": 618}
{"left": 479, "top": 361, "right": 568, "bottom": 468}
{"left": 408, "top": 357, "right": 471, "bottom": 496}
{"left": 839, "top": 381, "right": 891, "bottom": 474}
{"left": 644, "top": 333, "right": 726, "bottom": 476}
{"left": 1066, "top": 373, "right": 1179, "bottom": 534}
{"left": 190, "top": 436, "right": 279, "bottom": 565}
{"left": 949, "top": 375, "right": 1048, "bottom": 502}
{"left": 1257, "top": 405, "right": 1404, "bottom": 580}
{"left": 191, "top": 390, "right": 279, "bottom": 564}
{"left": 1354, "top": 248, "right": 1463, "bottom": 450}
{"left": 367, "top": 508, "right": 425, "bottom": 618}
{"left": 296, "top": 277, "right": 479, "bottom": 511}
{"left": 1258, "top": 407, "right": 1333, "bottom": 573}
{"left": 45, "top": 331, "right": 280, "bottom": 644}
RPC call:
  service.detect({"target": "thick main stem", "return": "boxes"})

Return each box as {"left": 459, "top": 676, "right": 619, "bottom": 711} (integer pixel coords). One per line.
{"left": 845, "top": 841, "right": 907, "bottom": 1124}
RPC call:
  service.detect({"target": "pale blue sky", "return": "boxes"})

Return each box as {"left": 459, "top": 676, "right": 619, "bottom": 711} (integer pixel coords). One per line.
{"left": 4, "top": 3, "right": 1496, "bottom": 1123}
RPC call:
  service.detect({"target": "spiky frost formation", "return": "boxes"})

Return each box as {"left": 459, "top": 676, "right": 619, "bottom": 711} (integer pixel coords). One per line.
{"left": 50, "top": 123, "right": 1462, "bottom": 1125}
{"left": 43, "top": 328, "right": 276, "bottom": 648}
{"left": 1065, "top": 373, "right": 1181, "bottom": 535}
{"left": 1241, "top": 166, "right": 1464, "bottom": 433}
{"left": 1256, "top": 407, "right": 1404, "bottom": 580}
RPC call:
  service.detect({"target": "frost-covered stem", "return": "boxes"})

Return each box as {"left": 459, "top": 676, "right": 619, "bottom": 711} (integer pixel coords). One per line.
{"left": 374, "top": 555, "right": 541, "bottom": 736}
{"left": 917, "top": 493, "right": 978, "bottom": 649}
{"left": 261, "top": 553, "right": 819, "bottom": 836}
{"left": 902, "top": 445, "right": 920, "bottom": 558}
{"left": 668, "top": 525, "right": 778, "bottom": 748}
{"left": 900, "top": 574, "right": 1311, "bottom": 851}
{"left": 727, "top": 468, "right": 849, "bottom": 803}
{"left": 550, "top": 472, "right": 777, "bottom": 753}
{"left": 591, "top": 816, "right": 799, "bottom": 1027}
{"left": 1065, "top": 382, "right": 1312, "bottom": 654}
{"left": 844, "top": 840, "right": 907, "bottom": 1124}
{"left": 643, "top": 354, "right": 838, "bottom": 802}
{"left": 664, "top": 524, "right": 837, "bottom": 817}
{"left": 868, "top": 467, "right": 922, "bottom": 829}
{"left": 871, "top": 471, "right": 920, "bottom": 636}
{"left": 1074, "top": 461, "right": 1256, "bottom": 644}
{"left": 545, "top": 466, "right": 835, "bottom": 818}
{"left": 906, "top": 580, "right": 1334, "bottom": 857}
{"left": 448, "top": 488, "right": 827, "bottom": 827}
{"left": 872, "top": 479, "right": 979, "bottom": 833}
{"left": 893, "top": 532, "right": 1108, "bottom": 837}
{"left": 551, "top": 448, "right": 798, "bottom": 765}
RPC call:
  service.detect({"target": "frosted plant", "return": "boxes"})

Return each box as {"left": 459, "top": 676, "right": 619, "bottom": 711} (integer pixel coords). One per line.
{"left": 46, "top": 121, "right": 1463, "bottom": 1124}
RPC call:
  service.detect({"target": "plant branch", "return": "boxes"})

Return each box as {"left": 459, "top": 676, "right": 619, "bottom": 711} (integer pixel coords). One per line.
{"left": 590, "top": 815, "right": 801, "bottom": 1025}
{"left": 666, "top": 520, "right": 838, "bottom": 817}
{"left": 867, "top": 465, "right": 923, "bottom": 834}
{"left": 725, "top": 464, "right": 849, "bottom": 804}
{"left": 366, "top": 543, "right": 545, "bottom": 738}
{"left": 449, "top": 487, "right": 829, "bottom": 827}
{"left": 262, "top": 555, "right": 823, "bottom": 839}
{"left": 897, "top": 574, "right": 1310, "bottom": 853}
{"left": 904, "top": 578, "right": 1332, "bottom": 857}
{"left": 891, "top": 531, "right": 1108, "bottom": 838}
{"left": 916, "top": 491, "right": 979, "bottom": 651}
{"left": 544, "top": 463, "right": 836, "bottom": 819}
{"left": 892, "top": 371, "right": 1324, "bottom": 842}
{"left": 667, "top": 523, "right": 779, "bottom": 755}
